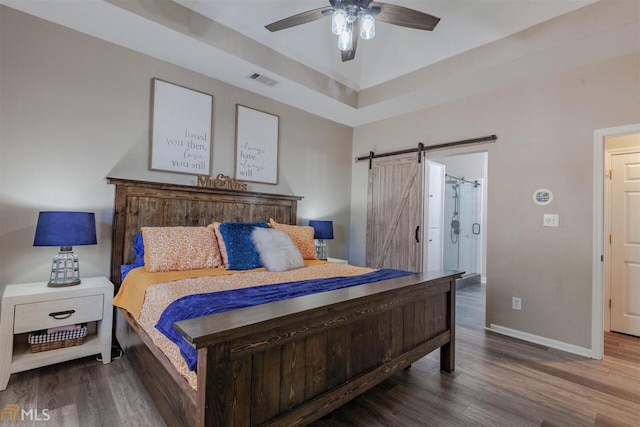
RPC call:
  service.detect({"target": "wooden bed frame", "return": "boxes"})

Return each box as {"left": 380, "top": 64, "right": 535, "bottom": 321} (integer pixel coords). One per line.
{"left": 108, "top": 178, "right": 460, "bottom": 426}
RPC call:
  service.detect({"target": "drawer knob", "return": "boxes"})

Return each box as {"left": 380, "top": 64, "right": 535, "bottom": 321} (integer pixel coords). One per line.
{"left": 48, "top": 310, "right": 76, "bottom": 320}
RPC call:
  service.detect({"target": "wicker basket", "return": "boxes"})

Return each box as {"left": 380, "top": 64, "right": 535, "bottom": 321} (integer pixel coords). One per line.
{"left": 28, "top": 325, "right": 87, "bottom": 353}
{"left": 30, "top": 337, "right": 84, "bottom": 353}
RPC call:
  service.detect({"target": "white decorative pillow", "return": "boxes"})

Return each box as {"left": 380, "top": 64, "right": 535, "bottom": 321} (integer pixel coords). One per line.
{"left": 251, "top": 228, "right": 305, "bottom": 272}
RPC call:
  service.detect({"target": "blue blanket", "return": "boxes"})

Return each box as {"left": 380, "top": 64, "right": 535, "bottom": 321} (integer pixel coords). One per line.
{"left": 155, "top": 269, "right": 413, "bottom": 370}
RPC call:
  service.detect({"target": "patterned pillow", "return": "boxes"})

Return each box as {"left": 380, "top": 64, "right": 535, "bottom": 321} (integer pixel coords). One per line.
{"left": 141, "top": 226, "right": 221, "bottom": 272}
{"left": 209, "top": 222, "right": 228, "bottom": 268}
{"left": 218, "top": 222, "right": 269, "bottom": 270}
{"left": 251, "top": 228, "right": 305, "bottom": 272}
{"left": 269, "top": 219, "right": 317, "bottom": 260}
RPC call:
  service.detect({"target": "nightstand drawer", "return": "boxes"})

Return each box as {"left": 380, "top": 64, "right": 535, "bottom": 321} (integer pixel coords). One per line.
{"left": 13, "top": 295, "right": 104, "bottom": 334}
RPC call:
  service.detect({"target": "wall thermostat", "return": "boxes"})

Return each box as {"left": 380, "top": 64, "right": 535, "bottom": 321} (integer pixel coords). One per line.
{"left": 533, "top": 188, "right": 553, "bottom": 206}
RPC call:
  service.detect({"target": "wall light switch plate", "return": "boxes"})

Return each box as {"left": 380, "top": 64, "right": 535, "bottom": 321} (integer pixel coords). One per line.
{"left": 512, "top": 297, "right": 522, "bottom": 310}
{"left": 543, "top": 214, "right": 559, "bottom": 227}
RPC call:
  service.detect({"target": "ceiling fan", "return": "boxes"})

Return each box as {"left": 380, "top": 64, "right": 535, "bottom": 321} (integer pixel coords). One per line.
{"left": 265, "top": 0, "right": 440, "bottom": 62}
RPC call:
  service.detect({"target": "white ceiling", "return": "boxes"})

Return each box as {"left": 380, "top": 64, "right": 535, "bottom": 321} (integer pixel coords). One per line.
{"left": 3, "top": 0, "right": 637, "bottom": 127}
{"left": 176, "top": 0, "right": 598, "bottom": 90}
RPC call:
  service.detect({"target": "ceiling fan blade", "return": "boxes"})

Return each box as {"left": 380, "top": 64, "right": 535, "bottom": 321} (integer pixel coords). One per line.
{"left": 371, "top": 2, "right": 440, "bottom": 31}
{"left": 265, "top": 7, "right": 333, "bottom": 32}
{"left": 341, "top": 21, "right": 358, "bottom": 62}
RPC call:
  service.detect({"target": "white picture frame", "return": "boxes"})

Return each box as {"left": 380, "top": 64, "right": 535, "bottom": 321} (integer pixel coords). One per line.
{"left": 235, "top": 104, "right": 279, "bottom": 185}
{"left": 150, "top": 78, "right": 213, "bottom": 175}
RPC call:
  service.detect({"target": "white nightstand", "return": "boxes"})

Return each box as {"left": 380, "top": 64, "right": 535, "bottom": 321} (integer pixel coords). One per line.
{"left": 327, "top": 257, "right": 348, "bottom": 264}
{"left": 0, "top": 276, "right": 113, "bottom": 391}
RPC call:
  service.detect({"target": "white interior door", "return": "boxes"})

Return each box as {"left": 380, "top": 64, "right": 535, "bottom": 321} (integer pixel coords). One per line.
{"left": 610, "top": 152, "right": 640, "bottom": 337}
{"left": 423, "top": 160, "right": 445, "bottom": 272}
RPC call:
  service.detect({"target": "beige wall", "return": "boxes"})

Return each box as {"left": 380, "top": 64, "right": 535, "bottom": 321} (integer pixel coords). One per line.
{"left": 350, "top": 52, "right": 640, "bottom": 349}
{"left": 0, "top": 7, "right": 353, "bottom": 290}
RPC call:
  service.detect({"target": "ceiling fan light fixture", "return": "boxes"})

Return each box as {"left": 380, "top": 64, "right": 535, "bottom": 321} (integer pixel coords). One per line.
{"left": 338, "top": 23, "right": 353, "bottom": 51}
{"left": 360, "top": 12, "right": 375, "bottom": 40}
{"left": 265, "top": 0, "right": 441, "bottom": 62}
{"left": 331, "top": 8, "right": 347, "bottom": 35}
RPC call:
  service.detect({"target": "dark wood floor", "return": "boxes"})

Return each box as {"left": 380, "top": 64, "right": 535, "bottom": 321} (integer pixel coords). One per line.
{"left": 1, "top": 283, "right": 639, "bottom": 426}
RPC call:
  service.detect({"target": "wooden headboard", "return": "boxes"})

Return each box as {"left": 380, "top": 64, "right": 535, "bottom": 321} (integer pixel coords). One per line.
{"left": 107, "top": 178, "right": 302, "bottom": 289}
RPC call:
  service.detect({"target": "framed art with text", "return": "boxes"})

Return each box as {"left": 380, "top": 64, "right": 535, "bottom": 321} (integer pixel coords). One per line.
{"left": 235, "top": 104, "right": 279, "bottom": 184}
{"left": 150, "top": 78, "right": 213, "bottom": 175}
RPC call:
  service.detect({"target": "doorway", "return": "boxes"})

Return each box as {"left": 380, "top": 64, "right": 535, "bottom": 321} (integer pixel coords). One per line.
{"left": 432, "top": 152, "right": 488, "bottom": 285}
{"left": 592, "top": 124, "right": 640, "bottom": 359}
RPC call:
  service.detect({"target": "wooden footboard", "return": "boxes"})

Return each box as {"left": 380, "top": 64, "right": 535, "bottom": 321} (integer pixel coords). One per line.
{"left": 174, "top": 270, "right": 459, "bottom": 426}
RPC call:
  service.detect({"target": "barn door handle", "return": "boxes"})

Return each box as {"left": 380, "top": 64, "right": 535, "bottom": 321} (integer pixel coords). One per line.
{"left": 415, "top": 226, "right": 420, "bottom": 243}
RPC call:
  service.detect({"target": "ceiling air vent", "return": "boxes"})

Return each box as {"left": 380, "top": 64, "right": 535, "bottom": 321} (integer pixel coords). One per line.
{"left": 248, "top": 73, "right": 278, "bottom": 87}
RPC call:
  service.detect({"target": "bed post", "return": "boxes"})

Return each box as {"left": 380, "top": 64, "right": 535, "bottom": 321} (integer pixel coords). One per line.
{"left": 110, "top": 180, "right": 128, "bottom": 288}
{"left": 440, "top": 277, "right": 456, "bottom": 373}
{"left": 197, "top": 343, "right": 230, "bottom": 426}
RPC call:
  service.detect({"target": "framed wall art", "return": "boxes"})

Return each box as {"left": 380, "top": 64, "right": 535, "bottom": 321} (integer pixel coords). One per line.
{"left": 235, "top": 104, "right": 279, "bottom": 184}
{"left": 150, "top": 78, "right": 213, "bottom": 175}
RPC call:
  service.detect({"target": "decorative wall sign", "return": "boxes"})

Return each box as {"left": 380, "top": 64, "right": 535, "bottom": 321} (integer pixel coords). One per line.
{"left": 235, "top": 104, "right": 279, "bottom": 184}
{"left": 197, "top": 174, "right": 248, "bottom": 191}
{"left": 532, "top": 188, "right": 553, "bottom": 205}
{"left": 150, "top": 78, "right": 213, "bottom": 175}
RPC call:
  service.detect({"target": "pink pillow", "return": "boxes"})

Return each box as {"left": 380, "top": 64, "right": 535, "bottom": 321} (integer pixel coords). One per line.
{"left": 209, "top": 222, "right": 229, "bottom": 268}
{"left": 141, "top": 226, "right": 221, "bottom": 272}
{"left": 269, "top": 219, "right": 317, "bottom": 260}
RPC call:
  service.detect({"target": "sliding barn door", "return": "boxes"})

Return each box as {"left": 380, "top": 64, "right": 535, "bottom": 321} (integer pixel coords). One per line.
{"left": 366, "top": 153, "right": 423, "bottom": 271}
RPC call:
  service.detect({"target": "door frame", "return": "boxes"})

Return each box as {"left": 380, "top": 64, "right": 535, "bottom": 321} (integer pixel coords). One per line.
{"left": 423, "top": 159, "right": 446, "bottom": 272}
{"left": 429, "top": 151, "right": 488, "bottom": 282}
{"left": 592, "top": 123, "right": 640, "bottom": 359}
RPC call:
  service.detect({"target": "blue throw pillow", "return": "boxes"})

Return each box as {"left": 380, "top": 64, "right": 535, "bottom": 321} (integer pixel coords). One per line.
{"left": 120, "top": 232, "right": 146, "bottom": 281}
{"left": 218, "top": 222, "right": 269, "bottom": 270}
{"left": 134, "top": 232, "right": 145, "bottom": 264}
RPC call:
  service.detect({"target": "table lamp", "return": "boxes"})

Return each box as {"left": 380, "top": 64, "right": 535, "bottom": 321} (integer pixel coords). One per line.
{"left": 33, "top": 211, "right": 97, "bottom": 287}
{"left": 309, "top": 220, "right": 333, "bottom": 261}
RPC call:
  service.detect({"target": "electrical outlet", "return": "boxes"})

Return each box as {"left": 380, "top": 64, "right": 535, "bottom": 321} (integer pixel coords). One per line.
{"left": 512, "top": 297, "right": 522, "bottom": 310}
{"left": 543, "top": 214, "right": 559, "bottom": 227}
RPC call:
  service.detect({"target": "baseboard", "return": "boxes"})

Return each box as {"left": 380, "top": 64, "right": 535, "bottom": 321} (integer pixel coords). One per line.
{"left": 486, "top": 324, "right": 593, "bottom": 358}
{"left": 481, "top": 276, "right": 487, "bottom": 284}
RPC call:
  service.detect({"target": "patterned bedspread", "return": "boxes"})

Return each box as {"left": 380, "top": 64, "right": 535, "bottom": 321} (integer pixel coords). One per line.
{"left": 157, "top": 268, "right": 413, "bottom": 371}
{"left": 124, "top": 262, "right": 376, "bottom": 390}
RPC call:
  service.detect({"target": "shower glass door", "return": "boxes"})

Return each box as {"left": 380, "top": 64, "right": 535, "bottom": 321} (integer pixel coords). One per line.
{"left": 443, "top": 175, "right": 482, "bottom": 277}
